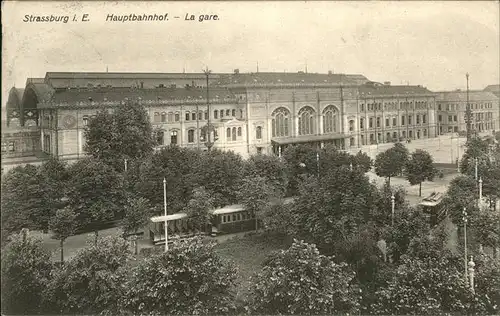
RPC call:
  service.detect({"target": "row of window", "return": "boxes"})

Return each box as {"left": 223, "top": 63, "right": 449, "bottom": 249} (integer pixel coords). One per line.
{"left": 1, "top": 142, "right": 15, "bottom": 152}
{"left": 360, "top": 114, "right": 427, "bottom": 130}
{"left": 220, "top": 211, "right": 255, "bottom": 223}
{"left": 272, "top": 105, "right": 339, "bottom": 137}
{"left": 438, "top": 102, "right": 495, "bottom": 111}
{"left": 359, "top": 129, "right": 429, "bottom": 145}
{"left": 360, "top": 101, "right": 429, "bottom": 112}
{"left": 152, "top": 109, "right": 243, "bottom": 123}
{"left": 226, "top": 127, "right": 243, "bottom": 141}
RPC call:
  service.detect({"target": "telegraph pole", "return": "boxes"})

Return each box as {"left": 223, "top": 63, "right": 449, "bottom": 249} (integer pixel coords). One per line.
{"left": 466, "top": 73, "right": 472, "bottom": 142}
{"left": 203, "top": 67, "right": 213, "bottom": 151}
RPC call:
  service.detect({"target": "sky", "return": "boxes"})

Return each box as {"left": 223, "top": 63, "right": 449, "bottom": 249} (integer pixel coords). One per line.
{"left": 2, "top": 1, "right": 499, "bottom": 105}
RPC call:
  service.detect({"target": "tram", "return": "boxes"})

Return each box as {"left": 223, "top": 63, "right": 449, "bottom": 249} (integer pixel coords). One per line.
{"left": 148, "top": 197, "right": 295, "bottom": 245}
{"left": 418, "top": 192, "right": 447, "bottom": 226}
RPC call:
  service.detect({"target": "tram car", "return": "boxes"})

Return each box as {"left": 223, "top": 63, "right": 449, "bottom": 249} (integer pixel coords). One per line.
{"left": 148, "top": 197, "right": 295, "bottom": 245}
{"left": 418, "top": 192, "right": 447, "bottom": 226}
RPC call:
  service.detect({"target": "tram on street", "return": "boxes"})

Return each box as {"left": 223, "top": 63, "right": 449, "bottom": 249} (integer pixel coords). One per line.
{"left": 418, "top": 192, "right": 447, "bottom": 226}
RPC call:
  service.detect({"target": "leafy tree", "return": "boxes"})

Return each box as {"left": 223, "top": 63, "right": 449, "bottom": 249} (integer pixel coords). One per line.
{"left": 405, "top": 149, "right": 438, "bottom": 196}
{"left": 282, "top": 144, "right": 319, "bottom": 195}
{"left": 49, "top": 208, "right": 78, "bottom": 263}
{"left": 373, "top": 181, "right": 408, "bottom": 227}
{"left": 444, "top": 175, "right": 479, "bottom": 225}
{"left": 84, "top": 102, "right": 156, "bottom": 170}
{"left": 374, "top": 146, "right": 404, "bottom": 184}
{"left": 473, "top": 254, "right": 500, "bottom": 314}
{"left": 1, "top": 229, "right": 53, "bottom": 315}
{"left": 460, "top": 137, "right": 491, "bottom": 175}
{"left": 351, "top": 150, "right": 373, "bottom": 173}
{"left": 183, "top": 187, "right": 214, "bottom": 234}
{"left": 65, "top": 157, "right": 126, "bottom": 232}
{"left": 261, "top": 198, "right": 294, "bottom": 235}
{"left": 121, "top": 196, "right": 153, "bottom": 255}
{"left": 237, "top": 175, "right": 280, "bottom": 230}
{"left": 372, "top": 253, "right": 473, "bottom": 315}
{"left": 122, "top": 237, "right": 237, "bottom": 315}
{"left": 247, "top": 239, "right": 361, "bottom": 315}
{"left": 291, "top": 167, "right": 378, "bottom": 250}
{"left": 44, "top": 235, "right": 130, "bottom": 315}
{"left": 136, "top": 146, "right": 202, "bottom": 214}
{"left": 474, "top": 206, "right": 500, "bottom": 257}
{"left": 243, "top": 154, "right": 287, "bottom": 194}
{"left": 393, "top": 142, "right": 410, "bottom": 174}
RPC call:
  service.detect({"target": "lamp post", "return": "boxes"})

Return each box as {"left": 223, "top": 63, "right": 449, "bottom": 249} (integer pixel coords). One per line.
{"left": 479, "top": 177, "right": 483, "bottom": 201}
{"left": 463, "top": 207, "right": 468, "bottom": 284}
{"left": 391, "top": 194, "right": 395, "bottom": 226}
{"left": 468, "top": 256, "right": 475, "bottom": 294}
{"left": 163, "top": 178, "right": 168, "bottom": 252}
{"left": 474, "top": 158, "right": 478, "bottom": 180}
{"left": 316, "top": 152, "right": 320, "bottom": 176}
{"left": 349, "top": 162, "right": 353, "bottom": 171}
{"left": 203, "top": 67, "right": 213, "bottom": 151}
{"left": 124, "top": 158, "right": 128, "bottom": 172}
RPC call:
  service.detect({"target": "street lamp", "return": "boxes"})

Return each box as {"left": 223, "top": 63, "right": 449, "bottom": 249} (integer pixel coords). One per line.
{"left": 316, "top": 152, "right": 320, "bottom": 176}
{"left": 124, "top": 158, "right": 128, "bottom": 172}
{"left": 163, "top": 178, "right": 168, "bottom": 252}
{"left": 468, "top": 255, "right": 475, "bottom": 294}
{"left": 391, "top": 194, "right": 395, "bottom": 226}
{"left": 462, "top": 207, "right": 468, "bottom": 284}
{"left": 478, "top": 177, "right": 483, "bottom": 201}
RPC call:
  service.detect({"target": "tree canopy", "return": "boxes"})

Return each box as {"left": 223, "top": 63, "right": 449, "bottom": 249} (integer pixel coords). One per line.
{"left": 405, "top": 149, "right": 438, "bottom": 196}
{"left": 247, "top": 239, "right": 361, "bottom": 315}
{"left": 122, "top": 237, "right": 237, "bottom": 315}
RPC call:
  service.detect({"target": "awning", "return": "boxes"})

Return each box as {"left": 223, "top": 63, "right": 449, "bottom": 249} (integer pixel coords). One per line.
{"left": 271, "top": 133, "right": 349, "bottom": 145}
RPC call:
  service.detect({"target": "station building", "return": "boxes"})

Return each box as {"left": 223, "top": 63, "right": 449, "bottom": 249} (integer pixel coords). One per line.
{"left": 4, "top": 70, "right": 496, "bottom": 169}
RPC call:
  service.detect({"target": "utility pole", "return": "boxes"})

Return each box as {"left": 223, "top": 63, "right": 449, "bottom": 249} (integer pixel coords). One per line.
{"left": 163, "top": 178, "right": 168, "bottom": 252}
{"left": 203, "top": 67, "right": 213, "bottom": 151}
{"left": 466, "top": 73, "right": 472, "bottom": 142}
{"left": 463, "top": 207, "right": 468, "bottom": 284}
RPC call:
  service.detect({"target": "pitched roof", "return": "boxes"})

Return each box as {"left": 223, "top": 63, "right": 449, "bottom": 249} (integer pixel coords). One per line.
{"left": 484, "top": 84, "right": 500, "bottom": 93}
{"left": 212, "top": 72, "right": 370, "bottom": 87}
{"left": 358, "top": 85, "right": 434, "bottom": 97}
{"left": 6, "top": 88, "right": 25, "bottom": 109}
{"left": 49, "top": 87, "right": 236, "bottom": 104}
{"left": 435, "top": 90, "right": 499, "bottom": 102}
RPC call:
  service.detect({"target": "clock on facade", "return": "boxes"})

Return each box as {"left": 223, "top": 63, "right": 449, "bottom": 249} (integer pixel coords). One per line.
{"left": 63, "top": 115, "right": 77, "bottom": 128}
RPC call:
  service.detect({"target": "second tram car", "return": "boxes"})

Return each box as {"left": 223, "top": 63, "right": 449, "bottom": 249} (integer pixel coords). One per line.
{"left": 418, "top": 192, "right": 447, "bottom": 226}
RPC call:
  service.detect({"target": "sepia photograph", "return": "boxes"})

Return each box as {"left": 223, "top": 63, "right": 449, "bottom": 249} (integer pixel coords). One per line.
{"left": 1, "top": 1, "right": 499, "bottom": 315}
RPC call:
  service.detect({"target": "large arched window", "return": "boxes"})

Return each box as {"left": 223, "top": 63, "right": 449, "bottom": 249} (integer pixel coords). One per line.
{"left": 226, "top": 128, "right": 231, "bottom": 140}
{"left": 256, "top": 126, "right": 262, "bottom": 139}
{"left": 237, "top": 127, "right": 242, "bottom": 137}
{"left": 298, "top": 106, "right": 315, "bottom": 135}
{"left": 271, "top": 107, "right": 290, "bottom": 137}
{"left": 170, "top": 131, "right": 178, "bottom": 145}
{"left": 323, "top": 105, "right": 338, "bottom": 133}
{"left": 161, "top": 112, "right": 166, "bottom": 122}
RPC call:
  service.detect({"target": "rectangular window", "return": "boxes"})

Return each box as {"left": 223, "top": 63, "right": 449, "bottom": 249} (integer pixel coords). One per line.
{"left": 401, "top": 116, "right": 405, "bottom": 125}
{"left": 408, "top": 116, "right": 412, "bottom": 125}
{"left": 361, "top": 104, "right": 365, "bottom": 111}
{"left": 423, "top": 114, "right": 427, "bottom": 124}
{"left": 438, "top": 104, "right": 442, "bottom": 111}
{"left": 205, "top": 112, "right": 208, "bottom": 120}
{"left": 191, "top": 113, "right": 196, "bottom": 121}
{"left": 438, "top": 115, "right": 442, "bottom": 122}
{"left": 454, "top": 115, "right": 457, "bottom": 122}
{"left": 446, "top": 105, "right": 450, "bottom": 111}
{"left": 175, "top": 113, "right": 180, "bottom": 122}
{"left": 376, "top": 117, "right": 381, "bottom": 128}
{"left": 369, "top": 118, "right": 373, "bottom": 128}
{"left": 392, "top": 118, "right": 396, "bottom": 126}
{"left": 416, "top": 115, "right": 420, "bottom": 124}
{"left": 385, "top": 118, "right": 390, "bottom": 127}
{"left": 214, "top": 110, "right": 218, "bottom": 119}
{"left": 448, "top": 115, "right": 452, "bottom": 122}
{"left": 185, "top": 113, "right": 190, "bottom": 121}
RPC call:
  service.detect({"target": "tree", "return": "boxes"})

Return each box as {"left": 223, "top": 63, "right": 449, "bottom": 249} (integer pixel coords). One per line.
{"left": 121, "top": 196, "right": 152, "bottom": 255}
{"left": 372, "top": 253, "right": 473, "bottom": 315}
{"left": 393, "top": 142, "right": 410, "bottom": 175}
{"left": 444, "top": 175, "right": 479, "bottom": 225}
{"left": 237, "top": 175, "right": 280, "bottom": 230}
{"left": 374, "top": 146, "right": 405, "bottom": 184}
{"left": 282, "top": 144, "right": 319, "bottom": 195}
{"left": 474, "top": 206, "right": 500, "bottom": 257}
{"left": 122, "top": 237, "right": 237, "bottom": 315}
{"left": 247, "top": 239, "right": 361, "bottom": 315}
{"left": 405, "top": 149, "right": 437, "bottom": 196}
{"left": 473, "top": 254, "right": 500, "bottom": 315}
{"left": 65, "top": 157, "right": 126, "bottom": 232}
{"left": 351, "top": 150, "right": 373, "bottom": 173}
{"left": 84, "top": 102, "right": 156, "bottom": 170}
{"left": 183, "top": 187, "right": 214, "bottom": 234}
{"left": 1, "top": 229, "right": 53, "bottom": 315}
{"left": 243, "top": 154, "right": 287, "bottom": 194}
{"left": 261, "top": 198, "right": 294, "bottom": 235}
{"left": 44, "top": 235, "right": 130, "bottom": 315}
{"left": 49, "top": 208, "right": 78, "bottom": 263}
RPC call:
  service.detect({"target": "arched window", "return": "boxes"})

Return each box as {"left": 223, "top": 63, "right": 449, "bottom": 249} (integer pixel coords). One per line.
{"left": 271, "top": 107, "right": 290, "bottom": 137}
{"left": 83, "top": 116, "right": 89, "bottom": 126}
{"left": 167, "top": 112, "right": 174, "bottom": 122}
{"left": 237, "top": 127, "right": 242, "bottom": 137}
{"left": 170, "top": 131, "right": 178, "bottom": 145}
{"left": 298, "top": 106, "right": 315, "bottom": 135}
{"left": 349, "top": 120, "right": 354, "bottom": 132}
{"left": 323, "top": 105, "right": 338, "bottom": 133}
{"left": 226, "top": 128, "right": 231, "bottom": 140}
{"left": 187, "top": 129, "right": 195, "bottom": 143}
{"left": 256, "top": 126, "right": 262, "bottom": 139}
{"left": 226, "top": 109, "right": 230, "bottom": 117}
{"left": 220, "top": 110, "right": 224, "bottom": 118}
{"left": 175, "top": 113, "right": 180, "bottom": 122}
{"left": 161, "top": 112, "right": 166, "bottom": 122}
{"left": 350, "top": 137, "right": 355, "bottom": 147}
{"left": 232, "top": 127, "right": 237, "bottom": 141}
{"left": 232, "top": 109, "right": 236, "bottom": 117}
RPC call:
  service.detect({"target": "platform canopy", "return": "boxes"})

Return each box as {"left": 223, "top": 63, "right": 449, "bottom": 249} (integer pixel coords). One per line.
{"left": 271, "top": 133, "right": 348, "bottom": 145}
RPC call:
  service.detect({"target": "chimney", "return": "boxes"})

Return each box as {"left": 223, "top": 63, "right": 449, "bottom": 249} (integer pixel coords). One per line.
{"left": 384, "top": 81, "right": 391, "bottom": 86}
{"left": 234, "top": 69, "right": 240, "bottom": 74}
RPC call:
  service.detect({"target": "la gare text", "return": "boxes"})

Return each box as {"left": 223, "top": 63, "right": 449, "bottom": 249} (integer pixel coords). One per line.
{"left": 105, "top": 13, "right": 219, "bottom": 22}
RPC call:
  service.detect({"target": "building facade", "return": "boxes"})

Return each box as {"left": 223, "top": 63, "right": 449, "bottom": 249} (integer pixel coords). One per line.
{"left": 435, "top": 91, "right": 499, "bottom": 135}
{"left": 7, "top": 71, "right": 496, "bottom": 164}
